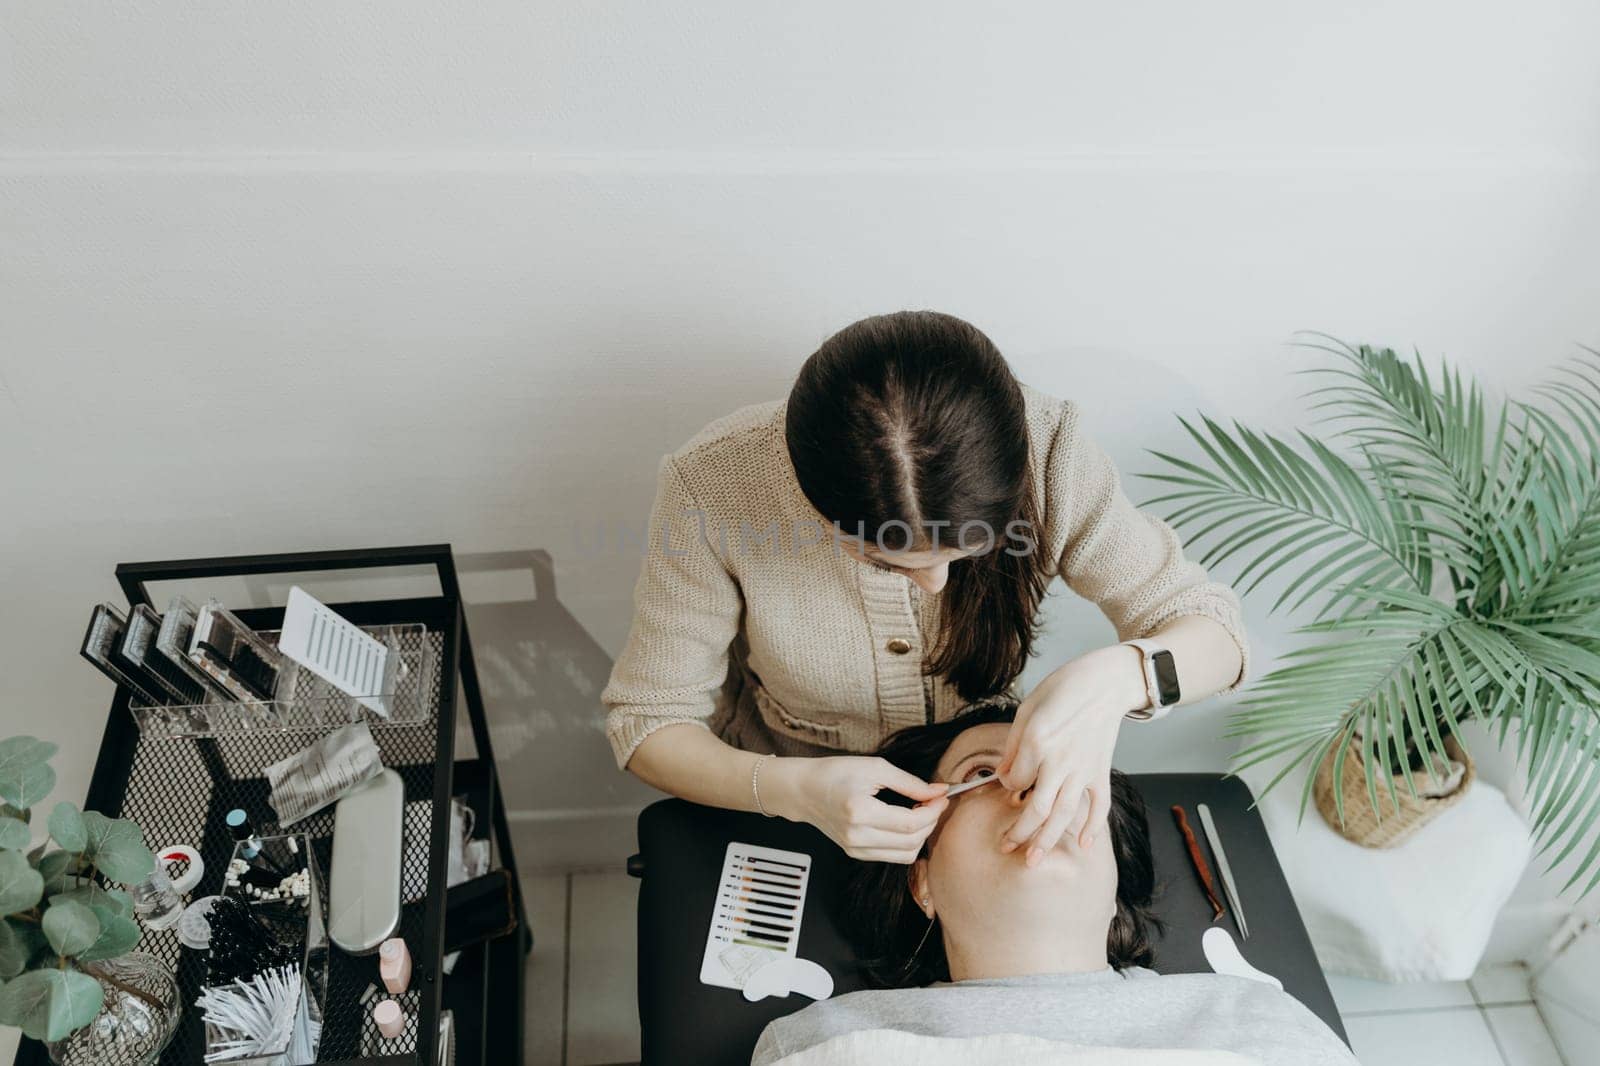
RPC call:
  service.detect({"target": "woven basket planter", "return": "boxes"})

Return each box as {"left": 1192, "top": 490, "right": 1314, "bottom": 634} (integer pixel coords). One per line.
{"left": 1313, "top": 732, "right": 1475, "bottom": 848}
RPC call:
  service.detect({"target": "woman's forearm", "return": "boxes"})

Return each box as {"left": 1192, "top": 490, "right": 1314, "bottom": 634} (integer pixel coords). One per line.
{"left": 1057, "top": 614, "right": 1244, "bottom": 718}
{"left": 628, "top": 722, "right": 787, "bottom": 815}
{"left": 1153, "top": 614, "right": 1244, "bottom": 705}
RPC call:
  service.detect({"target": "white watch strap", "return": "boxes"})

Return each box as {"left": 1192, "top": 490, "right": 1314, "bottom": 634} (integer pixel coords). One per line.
{"left": 1122, "top": 639, "right": 1173, "bottom": 722}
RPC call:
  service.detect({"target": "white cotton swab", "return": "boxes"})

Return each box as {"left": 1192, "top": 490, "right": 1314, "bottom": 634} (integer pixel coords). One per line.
{"left": 197, "top": 965, "right": 322, "bottom": 1065}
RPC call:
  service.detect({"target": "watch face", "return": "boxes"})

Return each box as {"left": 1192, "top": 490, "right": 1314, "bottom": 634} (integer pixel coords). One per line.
{"left": 1151, "top": 649, "right": 1181, "bottom": 706}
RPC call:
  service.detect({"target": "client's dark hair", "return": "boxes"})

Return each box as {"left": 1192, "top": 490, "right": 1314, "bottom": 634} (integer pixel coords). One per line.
{"left": 843, "top": 701, "right": 1160, "bottom": 987}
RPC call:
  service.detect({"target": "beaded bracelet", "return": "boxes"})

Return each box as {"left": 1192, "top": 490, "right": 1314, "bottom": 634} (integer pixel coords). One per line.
{"left": 752, "top": 753, "right": 775, "bottom": 817}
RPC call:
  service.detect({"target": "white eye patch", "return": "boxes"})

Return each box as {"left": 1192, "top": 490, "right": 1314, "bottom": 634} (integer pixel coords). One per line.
{"left": 742, "top": 956, "right": 835, "bottom": 1003}
{"left": 1202, "top": 927, "right": 1281, "bottom": 990}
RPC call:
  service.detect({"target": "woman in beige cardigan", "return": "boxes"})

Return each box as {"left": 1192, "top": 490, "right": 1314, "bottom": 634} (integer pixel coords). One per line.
{"left": 603, "top": 311, "right": 1247, "bottom": 866}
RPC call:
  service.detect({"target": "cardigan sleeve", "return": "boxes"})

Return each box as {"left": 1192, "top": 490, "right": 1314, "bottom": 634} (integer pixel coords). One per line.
{"left": 602, "top": 453, "right": 745, "bottom": 769}
{"left": 1044, "top": 403, "right": 1250, "bottom": 694}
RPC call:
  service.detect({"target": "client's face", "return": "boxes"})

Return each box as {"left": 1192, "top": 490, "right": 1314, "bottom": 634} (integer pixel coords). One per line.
{"left": 909, "top": 722, "right": 1118, "bottom": 969}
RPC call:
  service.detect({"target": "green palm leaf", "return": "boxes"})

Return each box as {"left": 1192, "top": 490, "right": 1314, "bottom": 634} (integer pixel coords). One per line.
{"left": 1146, "top": 340, "right": 1600, "bottom": 896}
{"left": 1297, "top": 336, "right": 1498, "bottom": 592}
{"left": 1141, "top": 415, "right": 1426, "bottom": 619}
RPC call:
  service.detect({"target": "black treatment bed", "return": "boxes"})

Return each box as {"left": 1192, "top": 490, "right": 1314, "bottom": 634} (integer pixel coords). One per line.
{"left": 627, "top": 772, "right": 1346, "bottom": 1066}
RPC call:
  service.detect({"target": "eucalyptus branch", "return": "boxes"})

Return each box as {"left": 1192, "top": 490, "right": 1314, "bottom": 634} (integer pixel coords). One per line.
{"left": 78, "top": 961, "right": 165, "bottom": 1013}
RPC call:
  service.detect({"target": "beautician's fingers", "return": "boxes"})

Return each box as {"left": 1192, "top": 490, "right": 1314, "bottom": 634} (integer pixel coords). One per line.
{"left": 998, "top": 737, "right": 1048, "bottom": 795}
{"left": 1076, "top": 777, "right": 1111, "bottom": 849}
{"left": 838, "top": 819, "right": 940, "bottom": 860}
{"left": 996, "top": 698, "right": 1041, "bottom": 791}
{"left": 1023, "top": 779, "right": 1089, "bottom": 866}
{"left": 1000, "top": 765, "right": 1069, "bottom": 853}
{"left": 855, "top": 796, "right": 947, "bottom": 835}
{"left": 841, "top": 821, "right": 937, "bottom": 852}
{"left": 849, "top": 846, "right": 927, "bottom": 864}
{"left": 874, "top": 759, "right": 949, "bottom": 804}
{"left": 1066, "top": 791, "right": 1092, "bottom": 840}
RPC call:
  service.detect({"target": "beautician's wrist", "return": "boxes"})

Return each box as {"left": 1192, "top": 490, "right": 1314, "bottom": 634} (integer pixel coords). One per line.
{"left": 1087, "top": 643, "right": 1150, "bottom": 715}
{"left": 756, "top": 755, "right": 803, "bottom": 822}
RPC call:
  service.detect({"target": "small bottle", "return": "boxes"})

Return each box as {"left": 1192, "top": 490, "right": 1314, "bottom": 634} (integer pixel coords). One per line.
{"left": 373, "top": 998, "right": 405, "bottom": 1040}
{"left": 226, "top": 809, "right": 261, "bottom": 858}
{"left": 379, "top": 937, "right": 412, "bottom": 994}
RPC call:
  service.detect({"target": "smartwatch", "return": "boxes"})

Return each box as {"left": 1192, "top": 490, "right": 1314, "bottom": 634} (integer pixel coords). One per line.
{"left": 1122, "top": 639, "right": 1180, "bottom": 721}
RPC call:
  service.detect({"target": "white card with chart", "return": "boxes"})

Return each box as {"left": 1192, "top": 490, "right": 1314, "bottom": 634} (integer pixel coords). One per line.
{"left": 699, "top": 842, "right": 812, "bottom": 990}
{"left": 278, "top": 585, "right": 395, "bottom": 717}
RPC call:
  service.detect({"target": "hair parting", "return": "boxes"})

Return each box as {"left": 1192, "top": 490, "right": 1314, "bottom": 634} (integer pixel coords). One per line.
{"left": 785, "top": 311, "right": 1051, "bottom": 701}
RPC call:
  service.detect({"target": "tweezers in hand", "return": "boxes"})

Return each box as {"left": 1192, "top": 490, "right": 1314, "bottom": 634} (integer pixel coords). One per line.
{"left": 941, "top": 772, "right": 1000, "bottom": 798}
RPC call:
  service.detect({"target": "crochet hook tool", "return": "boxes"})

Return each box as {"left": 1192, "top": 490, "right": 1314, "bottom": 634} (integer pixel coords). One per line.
{"left": 1172, "top": 805, "right": 1225, "bottom": 922}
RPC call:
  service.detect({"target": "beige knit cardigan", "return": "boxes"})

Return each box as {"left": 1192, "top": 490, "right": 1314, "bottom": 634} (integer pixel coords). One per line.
{"left": 602, "top": 385, "right": 1250, "bottom": 769}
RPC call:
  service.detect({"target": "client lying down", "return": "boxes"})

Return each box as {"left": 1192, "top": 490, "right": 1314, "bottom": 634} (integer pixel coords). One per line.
{"left": 751, "top": 702, "right": 1357, "bottom": 1066}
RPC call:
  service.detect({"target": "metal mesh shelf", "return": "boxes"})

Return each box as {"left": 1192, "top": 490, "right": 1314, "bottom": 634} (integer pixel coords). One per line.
{"left": 16, "top": 546, "right": 528, "bottom": 1066}
{"left": 117, "top": 629, "right": 443, "bottom": 1064}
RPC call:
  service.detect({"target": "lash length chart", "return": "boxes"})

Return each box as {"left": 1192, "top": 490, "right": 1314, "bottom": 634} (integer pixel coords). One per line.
{"left": 699, "top": 842, "right": 813, "bottom": 991}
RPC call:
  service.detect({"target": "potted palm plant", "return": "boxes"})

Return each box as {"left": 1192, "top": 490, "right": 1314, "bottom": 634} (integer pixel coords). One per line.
{"left": 1143, "top": 339, "right": 1600, "bottom": 893}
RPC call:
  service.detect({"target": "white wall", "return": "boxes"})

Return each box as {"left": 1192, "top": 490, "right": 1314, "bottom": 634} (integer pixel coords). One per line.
{"left": 2, "top": 4, "right": 1599, "bottom": 1029}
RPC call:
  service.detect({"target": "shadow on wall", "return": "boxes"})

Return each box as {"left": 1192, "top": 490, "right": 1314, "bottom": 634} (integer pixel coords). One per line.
{"left": 457, "top": 549, "right": 663, "bottom": 871}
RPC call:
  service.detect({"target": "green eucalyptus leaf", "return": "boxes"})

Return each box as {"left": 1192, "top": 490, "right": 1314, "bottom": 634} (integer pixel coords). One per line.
{"left": 56, "top": 884, "right": 131, "bottom": 917}
{"left": 0, "top": 920, "right": 26, "bottom": 978}
{"left": 36, "top": 850, "right": 84, "bottom": 896}
{"left": 47, "top": 803, "right": 85, "bottom": 852}
{"left": 0, "top": 966, "right": 103, "bottom": 1041}
{"left": 42, "top": 899, "right": 99, "bottom": 958}
{"left": 0, "top": 818, "right": 28, "bottom": 851}
{"left": 103, "top": 886, "right": 132, "bottom": 917}
{"left": 79, "top": 812, "right": 153, "bottom": 884}
{"left": 0, "top": 738, "right": 57, "bottom": 811}
{"left": 76, "top": 907, "right": 139, "bottom": 962}
{"left": 0, "top": 919, "right": 43, "bottom": 977}
{"left": 0, "top": 850, "right": 43, "bottom": 915}
{"left": 0, "top": 804, "right": 27, "bottom": 826}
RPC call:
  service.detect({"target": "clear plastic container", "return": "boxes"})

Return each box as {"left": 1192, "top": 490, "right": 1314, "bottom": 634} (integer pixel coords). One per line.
{"left": 202, "top": 833, "right": 328, "bottom": 1066}
{"left": 128, "top": 622, "right": 435, "bottom": 737}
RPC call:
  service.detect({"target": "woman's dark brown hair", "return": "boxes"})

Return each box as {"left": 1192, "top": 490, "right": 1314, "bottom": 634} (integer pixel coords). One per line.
{"left": 784, "top": 311, "right": 1050, "bottom": 702}
{"left": 842, "top": 702, "right": 1160, "bottom": 987}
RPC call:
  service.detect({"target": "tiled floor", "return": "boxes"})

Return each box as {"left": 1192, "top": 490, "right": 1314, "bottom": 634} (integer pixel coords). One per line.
{"left": 1332, "top": 965, "right": 1568, "bottom": 1066}
{"left": 521, "top": 878, "right": 1574, "bottom": 1066}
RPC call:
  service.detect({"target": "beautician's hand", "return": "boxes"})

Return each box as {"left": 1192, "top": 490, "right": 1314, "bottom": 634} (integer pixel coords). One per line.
{"left": 996, "top": 645, "right": 1146, "bottom": 865}
{"left": 766, "top": 755, "right": 949, "bottom": 863}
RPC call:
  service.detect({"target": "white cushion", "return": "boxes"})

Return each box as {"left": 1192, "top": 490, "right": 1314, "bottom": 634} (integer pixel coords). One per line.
{"left": 1238, "top": 761, "right": 1531, "bottom": 982}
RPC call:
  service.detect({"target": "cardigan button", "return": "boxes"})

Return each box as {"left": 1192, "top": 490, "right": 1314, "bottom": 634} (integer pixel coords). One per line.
{"left": 885, "top": 638, "right": 913, "bottom": 655}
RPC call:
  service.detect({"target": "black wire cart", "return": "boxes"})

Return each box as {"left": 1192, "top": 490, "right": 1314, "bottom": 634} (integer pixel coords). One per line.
{"left": 15, "top": 545, "right": 529, "bottom": 1066}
